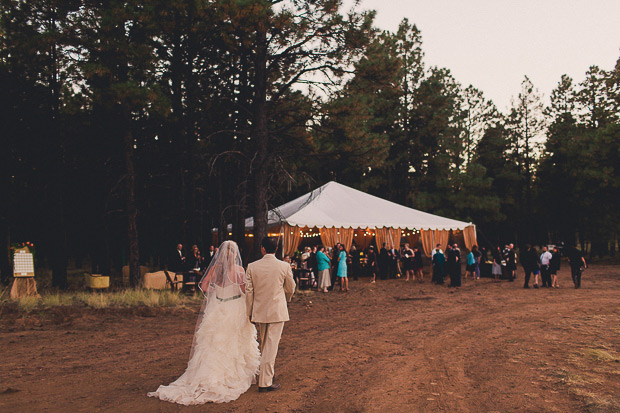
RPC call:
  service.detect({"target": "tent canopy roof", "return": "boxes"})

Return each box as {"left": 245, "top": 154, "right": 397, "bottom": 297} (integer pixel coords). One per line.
{"left": 244, "top": 181, "right": 472, "bottom": 231}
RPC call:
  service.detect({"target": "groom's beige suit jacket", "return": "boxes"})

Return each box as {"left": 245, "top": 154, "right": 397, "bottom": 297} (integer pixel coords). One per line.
{"left": 245, "top": 254, "right": 296, "bottom": 323}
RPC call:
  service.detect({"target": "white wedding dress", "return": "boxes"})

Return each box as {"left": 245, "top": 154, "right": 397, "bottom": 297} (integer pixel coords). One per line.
{"left": 148, "top": 242, "right": 260, "bottom": 405}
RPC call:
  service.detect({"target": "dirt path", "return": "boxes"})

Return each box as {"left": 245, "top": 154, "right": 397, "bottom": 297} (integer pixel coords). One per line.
{"left": 1, "top": 266, "right": 620, "bottom": 412}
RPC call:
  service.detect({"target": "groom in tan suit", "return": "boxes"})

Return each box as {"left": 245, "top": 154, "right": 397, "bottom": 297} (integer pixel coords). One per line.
{"left": 245, "top": 237, "right": 296, "bottom": 392}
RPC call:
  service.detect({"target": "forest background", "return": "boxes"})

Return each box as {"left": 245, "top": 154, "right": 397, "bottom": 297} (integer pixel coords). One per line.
{"left": 1, "top": 0, "right": 619, "bottom": 288}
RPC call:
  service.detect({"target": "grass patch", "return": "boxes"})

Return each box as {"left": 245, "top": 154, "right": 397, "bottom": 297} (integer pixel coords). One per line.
{"left": 1, "top": 288, "right": 202, "bottom": 311}
{"left": 571, "top": 388, "right": 620, "bottom": 413}
{"left": 17, "top": 296, "right": 40, "bottom": 312}
{"left": 41, "top": 293, "right": 76, "bottom": 307}
{"left": 583, "top": 348, "right": 620, "bottom": 362}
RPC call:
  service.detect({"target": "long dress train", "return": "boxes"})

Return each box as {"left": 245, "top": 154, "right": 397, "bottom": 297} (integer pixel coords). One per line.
{"left": 148, "top": 285, "right": 260, "bottom": 404}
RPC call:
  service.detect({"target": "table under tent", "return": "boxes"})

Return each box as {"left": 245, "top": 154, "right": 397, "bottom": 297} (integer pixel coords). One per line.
{"left": 237, "top": 181, "right": 477, "bottom": 257}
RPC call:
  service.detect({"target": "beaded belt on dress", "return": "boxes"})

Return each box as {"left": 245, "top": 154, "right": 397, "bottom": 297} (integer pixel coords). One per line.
{"left": 216, "top": 294, "right": 242, "bottom": 302}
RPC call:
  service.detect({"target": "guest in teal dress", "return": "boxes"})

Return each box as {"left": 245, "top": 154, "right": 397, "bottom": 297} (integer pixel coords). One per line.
{"left": 432, "top": 247, "right": 445, "bottom": 284}
{"left": 337, "top": 244, "right": 349, "bottom": 292}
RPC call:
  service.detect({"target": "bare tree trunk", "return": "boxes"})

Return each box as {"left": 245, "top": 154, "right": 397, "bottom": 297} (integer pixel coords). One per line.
{"left": 251, "top": 21, "right": 269, "bottom": 258}
{"left": 0, "top": 220, "right": 10, "bottom": 285}
{"left": 124, "top": 126, "right": 140, "bottom": 288}
{"left": 217, "top": 172, "right": 225, "bottom": 245}
{"left": 45, "top": 10, "right": 68, "bottom": 289}
{"left": 233, "top": 178, "right": 247, "bottom": 252}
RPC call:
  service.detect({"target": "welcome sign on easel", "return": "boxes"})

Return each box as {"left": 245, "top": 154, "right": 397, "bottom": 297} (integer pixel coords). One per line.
{"left": 13, "top": 247, "right": 35, "bottom": 278}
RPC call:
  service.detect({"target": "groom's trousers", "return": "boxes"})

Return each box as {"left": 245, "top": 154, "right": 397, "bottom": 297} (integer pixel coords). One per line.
{"left": 256, "top": 321, "right": 284, "bottom": 387}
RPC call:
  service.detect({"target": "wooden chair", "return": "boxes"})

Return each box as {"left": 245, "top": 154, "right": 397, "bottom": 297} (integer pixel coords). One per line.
{"left": 164, "top": 270, "right": 183, "bottom": 291}
{"left": 295, "top": 269, "right": 312, "bottom": 290}
{"left": 142, "top": 271, "right": 167, "bottom": 289}
{"left": 182, "top": 271, "right": 199, "bottom": 293}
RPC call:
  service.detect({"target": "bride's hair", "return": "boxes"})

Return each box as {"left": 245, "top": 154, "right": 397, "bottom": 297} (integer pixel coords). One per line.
{"left": 198, "top": 240, "right": 244, "bottom": 293}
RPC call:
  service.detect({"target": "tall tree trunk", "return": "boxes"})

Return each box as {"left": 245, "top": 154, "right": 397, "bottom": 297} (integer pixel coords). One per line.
{"left": 49, "top": 196, "right": 68, "bottom": 289}
{"left": 0, "top": 220, "right": 10, "bottom": 285}
{"left": 233, "top": 177, "right": 247, "bottom": 247}
{"left": 124, "top": 124, "right": 140, "bottom": 287}
{"left": 217, "top": 171, "right": 225, "bottom": 245}
{"left": 251, "top": 21, "right": 269, "bottom": 258}
{"left": 49, "top": 21, "right": 68, "bottom": 289}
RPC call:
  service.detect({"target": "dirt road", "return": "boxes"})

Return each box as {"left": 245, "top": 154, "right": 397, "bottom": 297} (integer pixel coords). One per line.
{"left": 1, "top": 266, "right": 619, "bottom": 412}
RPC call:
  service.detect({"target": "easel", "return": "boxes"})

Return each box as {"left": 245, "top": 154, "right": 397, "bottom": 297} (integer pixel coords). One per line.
{"left": 10, "top": 247, "right": 40, "bottom": 299}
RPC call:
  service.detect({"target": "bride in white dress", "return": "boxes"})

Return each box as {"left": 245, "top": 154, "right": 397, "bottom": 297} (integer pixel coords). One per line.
{"left": 148, "top": 241, "right": 260, "bottom": 405}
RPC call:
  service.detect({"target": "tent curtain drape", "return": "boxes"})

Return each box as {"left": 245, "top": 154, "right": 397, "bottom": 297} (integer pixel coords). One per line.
{"left": 319, "top": 227, "right": 355, "bottom": 251}
{"left": 282, "top": 224, "right": 301, "bottom": 257}
{"left": 437, "top": 230, "right": 449, "bottom": 252}
{"left": 463, "top": 225, "right": 477, "bottom": 251}
{"left": 354, "top": 229, "right": 372, "bottom": 250}
{"left": 389, "top": 228, "right": 401, "bottom": 249}
{"left": 268, "top": 222, "right": 474, "bottom": 258}
{"left": 420, "top": 230, "right": 434, "bottom": 256}
{"left": 375, "top": 228, "right": 387, "bottom": 250}
{"left": 376, "top": 227, "right": 402, "bottom": 250}
{"left": 339, "top": 228, "right": 355, "bottom": 252}
{"left": 405, "top": 233, "right": 420, "bottom": 249}
{"left": 420, "top": 229, "right": 450, "bottom": 256}
{"left": 319, "top": 227, "right": 338, "bottom": 250}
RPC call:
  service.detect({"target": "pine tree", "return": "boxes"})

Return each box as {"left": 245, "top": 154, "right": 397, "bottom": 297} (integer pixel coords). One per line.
{"left": 233, "top": 0, "right": 374, "bottom": 254}
{"left": 505, "top": 76, "right": 545, "bottom": 239}
{"left": 75, "top": 0, "right": 169, "bottom": 286}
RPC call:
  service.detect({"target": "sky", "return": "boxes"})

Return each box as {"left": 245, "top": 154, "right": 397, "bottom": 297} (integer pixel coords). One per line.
{"left": 344, "top": 0, "right": 620, "bottom": 111}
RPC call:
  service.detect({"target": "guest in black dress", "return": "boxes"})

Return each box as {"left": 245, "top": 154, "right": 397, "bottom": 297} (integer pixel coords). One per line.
{"left": 445, "top": 244, "right": 453, "bottom": 277}
{"left": 330, "top": 244, "right": 340, "bottom": 290}
{"left": 447, "top": 244, "right": 461, "bottom": 287}
{"left": 413, "top": 247, "right": 424, "bottom": 282}
{"left": 350, "top": 245, "right": 361, "bottom": 281}
{"left": 367, "top": 246, "right": 378, "bottom": 283}
{"left": 401, "top": 243, "right": 415, "bottom": 281}
{"left": 379, "top": 243, "right": 389, "bottom": 280}
{"left": 388, "top": 245, "right": 399, "bottom": 278}
{"left": 550, "top": 246, "right": 561, "bottom": 288}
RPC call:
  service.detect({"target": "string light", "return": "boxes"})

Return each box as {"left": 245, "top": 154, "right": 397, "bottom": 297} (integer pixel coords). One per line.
{"left": 242, "top": 228, "right": 420, "bottom": 238}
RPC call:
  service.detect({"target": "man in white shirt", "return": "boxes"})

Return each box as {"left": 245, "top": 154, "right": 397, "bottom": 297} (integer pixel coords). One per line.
{"left": 171, "top": 243, "right": 185, "bottom": 272}
{"left": 540, "top": 246, "right": 553, "bottom": 288}
{"left": 431, "top": 243, "right": 443, "bottom": 258}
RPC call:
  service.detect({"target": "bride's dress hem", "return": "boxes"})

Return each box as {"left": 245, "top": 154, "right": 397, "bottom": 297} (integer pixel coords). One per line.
{"left": 148, "top": 291, "right": 260, "bottom": 405}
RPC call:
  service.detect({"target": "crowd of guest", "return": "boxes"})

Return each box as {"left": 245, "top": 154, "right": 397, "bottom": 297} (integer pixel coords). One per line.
{"left": 283, "top": 240, "right": 588, "bottom": 292}
{"left": 517, "top": 243, "right": 586, "bottom": 289}
{"left": 169, "top": 239, "right": 588, "bottom": 295}
{"left": 283, "top": 242, "right": 428, "bottom": 292}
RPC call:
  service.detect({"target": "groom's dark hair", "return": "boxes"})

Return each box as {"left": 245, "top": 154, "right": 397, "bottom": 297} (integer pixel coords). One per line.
{"left": 261, "top": 237, "right": 278, "bottom": 253}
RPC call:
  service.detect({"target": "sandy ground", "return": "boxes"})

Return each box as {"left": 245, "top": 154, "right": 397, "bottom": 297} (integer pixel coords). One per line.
{"left": 1, "top": 265, "right": 620, "bottom": 412}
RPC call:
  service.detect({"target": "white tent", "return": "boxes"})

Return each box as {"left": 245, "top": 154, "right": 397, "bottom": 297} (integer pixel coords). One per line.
{"left": 244, "top": 181, "right": 477, "bottom": 256}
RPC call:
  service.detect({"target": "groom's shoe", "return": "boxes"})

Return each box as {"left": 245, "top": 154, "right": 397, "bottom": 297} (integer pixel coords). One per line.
{"left": 258, "top": 383, "right": 281, "bottom": 393}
